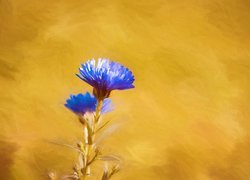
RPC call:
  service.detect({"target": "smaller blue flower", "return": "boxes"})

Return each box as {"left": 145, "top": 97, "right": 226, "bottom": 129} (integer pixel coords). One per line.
{"left": 65, "top": 92, "right": 112, "bottom": 115}
{"left": 76, "top": 58, "right": 135, "bottom": 100}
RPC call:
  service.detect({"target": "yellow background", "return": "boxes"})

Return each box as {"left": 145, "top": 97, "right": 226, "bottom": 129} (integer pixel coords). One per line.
{"left": 1, "top": 0, "right": 250, "bottom": 179}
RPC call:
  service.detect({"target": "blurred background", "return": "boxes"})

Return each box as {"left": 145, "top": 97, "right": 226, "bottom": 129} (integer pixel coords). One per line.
{"left": 1, "top": 0, "right": 250, "bottom": 179}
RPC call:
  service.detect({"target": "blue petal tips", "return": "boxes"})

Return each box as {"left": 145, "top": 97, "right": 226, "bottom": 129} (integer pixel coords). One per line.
{"left": 76, "top": 58, "right": 135, "bottom": 100}
{"left": 65, "top": 92, "right": 112, "bottom": 115}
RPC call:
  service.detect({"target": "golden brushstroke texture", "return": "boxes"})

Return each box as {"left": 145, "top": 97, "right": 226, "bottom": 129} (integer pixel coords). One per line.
{"left": 0, "top": 0, "right": 250, "bottom": 179}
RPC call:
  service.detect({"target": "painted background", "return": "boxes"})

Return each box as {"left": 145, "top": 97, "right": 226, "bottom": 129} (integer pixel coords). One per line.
{"left": 1, "top": 0, "right": 250, "bottom": 179}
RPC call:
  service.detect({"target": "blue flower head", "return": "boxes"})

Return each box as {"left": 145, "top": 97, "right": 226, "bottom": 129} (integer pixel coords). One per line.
{"left": 76, "top": 58, "right": 135, "bottom": 100}
{"left": 65, "top": 92, "right": 112, "bottom": 115}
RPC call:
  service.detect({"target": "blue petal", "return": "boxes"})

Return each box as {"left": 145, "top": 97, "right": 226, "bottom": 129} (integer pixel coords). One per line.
{"left": 65, "top": 92, "right": 113, "bottom": 115}
{"left": 101, "top": 98, "right": 113, "bottom": 114}
{"left": 65, "top": 92, "right": 97, "bottom": 115}
{"left": 76, "top": 58, "right": 135, "bottom": 92}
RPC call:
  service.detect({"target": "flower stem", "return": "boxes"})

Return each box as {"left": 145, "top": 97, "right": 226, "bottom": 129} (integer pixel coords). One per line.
{"left": 95, "top": 100, "right": 103, "bottom": 124}
{"left": 80, "top": 100, "right": 103, "bottom": 180}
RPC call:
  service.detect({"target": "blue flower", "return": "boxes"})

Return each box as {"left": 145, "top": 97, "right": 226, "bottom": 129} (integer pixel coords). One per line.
{"left": 76, "top": 58, "right": 135, "bottom": 100}
{"left": 65, "top": 92, "right": 112, "bottom": 115}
